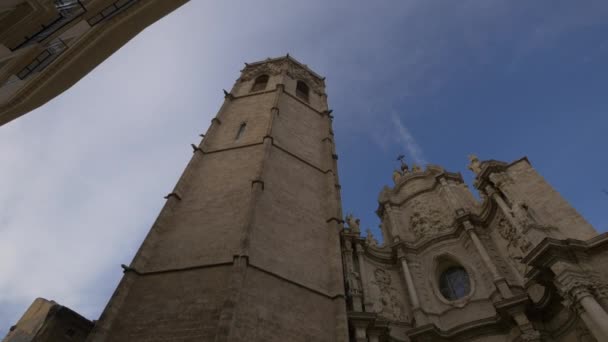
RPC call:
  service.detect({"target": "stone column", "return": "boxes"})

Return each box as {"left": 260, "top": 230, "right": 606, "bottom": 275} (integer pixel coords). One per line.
{"left": 462, "top": 220, "right": 516, "bottom": 296}
{"left": 485, "top": 186, "right": 518, "bottom": 228}
{"left": 573, "top": 286, "right": 608, "bottom": 341}
{"left": 355, "top": 243, "right": 373, "bottom": 311}
{"left": 398, "top": 249, "right": 426, "bottom": 325}
{"left": 383, "top": 204, "right": 400, "bottom": 242}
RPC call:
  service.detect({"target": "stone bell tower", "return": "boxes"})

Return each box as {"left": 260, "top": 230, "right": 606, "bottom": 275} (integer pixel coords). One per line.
{"left": 85, "top": 56, "right": 347, "bottom": 342}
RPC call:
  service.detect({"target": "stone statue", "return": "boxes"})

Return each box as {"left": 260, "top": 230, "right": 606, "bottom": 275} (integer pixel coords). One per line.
{"left": 392, "top": 170, "right": 403, "bottom": 184}
{"left": 411, "top": 164, "right": 422, "bottom": 173}
{"left": 467, "top": 154, "right": 482, "bottom": 175}
{"left": 345, "top": 214, "right": 360, "bottom": 233}
{"left": 365, "top": 228, "right": 378, "bottom": 247}
{"left": 347, "top": 270, "right": 361, "bottom": 296}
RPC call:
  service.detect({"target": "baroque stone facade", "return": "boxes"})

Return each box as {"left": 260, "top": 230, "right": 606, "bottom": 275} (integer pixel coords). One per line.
{"left": 5, "top": 56, "right": 608, "bottom": 342}
{"left": 343, "top": 156, "right": 608, "bottom": 341}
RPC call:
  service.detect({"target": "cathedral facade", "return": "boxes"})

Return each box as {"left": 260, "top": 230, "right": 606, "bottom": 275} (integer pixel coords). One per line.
{"left": 5, "top": 56, "right": 608, "bottom": 342}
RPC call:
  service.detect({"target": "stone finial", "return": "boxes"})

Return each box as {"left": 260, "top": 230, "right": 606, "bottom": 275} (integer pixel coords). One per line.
{"left": 467, "top": 154, "right": 482, "bottom": 174}
{"left": 345, "top": 214, "right": 361, "bottom": 233}
{"left": 365, "top": 228, "right": 378, "bottom": 247}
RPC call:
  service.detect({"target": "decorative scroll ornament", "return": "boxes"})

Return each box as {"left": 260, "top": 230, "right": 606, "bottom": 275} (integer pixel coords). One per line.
{"left": 369, "top": 269, "right": 408, "bottom": 322}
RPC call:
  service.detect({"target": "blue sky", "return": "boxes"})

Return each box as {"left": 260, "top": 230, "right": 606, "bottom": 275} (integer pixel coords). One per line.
{"left": 1, "top": 0, "right": 608, "bottom": 335}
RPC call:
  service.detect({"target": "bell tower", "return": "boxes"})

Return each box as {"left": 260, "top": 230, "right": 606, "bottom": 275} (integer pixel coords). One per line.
{"left": 86, "top": 56, "right": 347, "bottom": 341}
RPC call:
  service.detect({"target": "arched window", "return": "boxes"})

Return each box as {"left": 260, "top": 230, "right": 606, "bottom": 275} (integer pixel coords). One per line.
{"left": 439, "top": 266, "right": 471, "bottom": 300}
{"left": 235, "top": 122, "right": 247, "bottom": 140}
{"left": 251, "top": 75, "right": 269, "bottom": 92}
{"left": 296, "top": 80, "right": 309, "bottom": 102}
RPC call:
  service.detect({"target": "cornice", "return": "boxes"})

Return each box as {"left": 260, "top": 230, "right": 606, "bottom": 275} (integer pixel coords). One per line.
{"left": 474, "top": 156, "right": 531, "bottom": 190}
{"left": 407, "top": 315, "right": 510, "bottom": 342}
{"left": 242, "top": 55, "right": 326, "bottom": 82}
{"left": 522, "top": 233, "right": 608, "bottom": 271}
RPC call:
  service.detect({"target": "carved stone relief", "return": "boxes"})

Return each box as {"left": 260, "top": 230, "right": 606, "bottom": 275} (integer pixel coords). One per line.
{"left": 497, "top": 217, "right": 532, "bottom": 253}
{"left": 368, "top": 268, "right": 408, "bottom": 322}
{"left": 240, "top": 61, "right": 284, "bottom": 81}
{"left": 496, "top": 217, "right": 528, "bottom": 275}
{"left": 408, "top": 197, "right": 451, "bottom": 240}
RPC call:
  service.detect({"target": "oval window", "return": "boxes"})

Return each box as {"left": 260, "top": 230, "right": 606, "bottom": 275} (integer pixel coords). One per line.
{"left": 439, "top": 266, "right": 471, "bottom": 300}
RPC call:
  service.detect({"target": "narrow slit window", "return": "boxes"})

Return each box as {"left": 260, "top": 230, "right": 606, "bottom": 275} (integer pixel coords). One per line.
{"left": 235, "top": 122, "right": 247, "bottom": 140}
{"left": 296, "top": 80, "right": 309, "bottom": 102}
{"left": 251, "top": 75, "right": 269, "bottom": 92}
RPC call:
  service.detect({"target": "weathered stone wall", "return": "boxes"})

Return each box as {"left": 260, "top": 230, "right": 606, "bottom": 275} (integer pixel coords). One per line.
{"left": 501, "top": 160, "right": 596, "bottom": 240}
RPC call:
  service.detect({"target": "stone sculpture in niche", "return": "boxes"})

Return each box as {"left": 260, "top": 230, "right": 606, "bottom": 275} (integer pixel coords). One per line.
{"left": 369, "top": 269, "right": 408, "bottom": 322}
{"left": 347, "top": 269, "right": 362, "bottom": 296}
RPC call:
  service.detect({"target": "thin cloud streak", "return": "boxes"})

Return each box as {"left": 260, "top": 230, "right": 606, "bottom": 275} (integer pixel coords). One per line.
{"left": 391, "top": 112, "right": 427, "bottom": 166}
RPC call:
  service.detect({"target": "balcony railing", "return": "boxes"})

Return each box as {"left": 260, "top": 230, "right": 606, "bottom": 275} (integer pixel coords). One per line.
{"left": 87, "top": 0, "right": 137, "bottom": 26}
{"left": 11, "top": 1, "right": 85, "bottom": 51}
{"left": 16, "top": 39, "right": 67, "bottom": 80}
